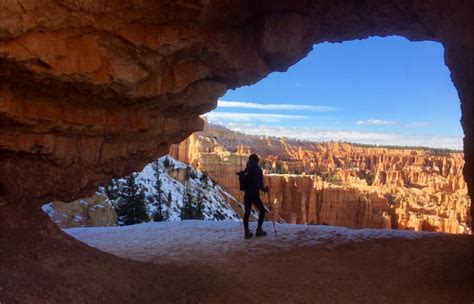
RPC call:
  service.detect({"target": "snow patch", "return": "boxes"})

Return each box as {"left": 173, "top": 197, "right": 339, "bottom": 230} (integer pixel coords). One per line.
{"left": 65, "top": 221, "right": 442, "bottom": 265}
{"left": 41, "top": 203, "right": 55, "bottom": 218}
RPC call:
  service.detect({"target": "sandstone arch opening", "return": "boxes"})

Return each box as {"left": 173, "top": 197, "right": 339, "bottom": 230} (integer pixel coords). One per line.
{"left": 196, "top": 35, "right": 470, "bottom": 234}
{"left": 44, "top": 35, "right": 468, "bottom": 231}
{"left": 34, "top": 38, "right": 471, "bottom": 300}
{"left": 1, "top": 1, "right": 473, "bottom": 303}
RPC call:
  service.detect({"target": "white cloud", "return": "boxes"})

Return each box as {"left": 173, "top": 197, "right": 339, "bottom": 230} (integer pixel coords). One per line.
{"left": 405, "top": 121, "right": 431, "bottom": 128}
{"left": 356, "top": 119, "right": 397, "bottom": 126}
{"left": 217, "top": 123, "right": 463, "bottom": 150}
{"left": 217, "top": 100, "right": 335, "bottom": 112}
{"left": 204, "top": 112, "right": 307, "bottom": 123}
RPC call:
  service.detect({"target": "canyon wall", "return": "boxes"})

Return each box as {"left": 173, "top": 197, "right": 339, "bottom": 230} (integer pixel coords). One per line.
{"left": 171, "top": 123, "right": 471, "bottom": 233}
{"left": 262, "top": 175, "right": 392, "bottom": 230}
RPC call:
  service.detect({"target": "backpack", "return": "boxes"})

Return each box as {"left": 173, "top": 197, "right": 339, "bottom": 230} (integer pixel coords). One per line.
{"left": 236, "top": 170, "right": 249, "bottom": 191}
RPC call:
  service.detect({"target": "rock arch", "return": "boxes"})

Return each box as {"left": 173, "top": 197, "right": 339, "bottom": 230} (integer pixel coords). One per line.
{"left": 0, "top": 0, "right": 472, "bottom": 301}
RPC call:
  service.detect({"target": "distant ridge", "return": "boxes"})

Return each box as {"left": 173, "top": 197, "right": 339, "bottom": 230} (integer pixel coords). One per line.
{"left": 208, "top": 122, "right": 463, "bottom": 154}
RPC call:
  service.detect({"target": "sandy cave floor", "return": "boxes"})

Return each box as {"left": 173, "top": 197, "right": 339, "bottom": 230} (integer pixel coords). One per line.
{"left": 64, "top": 221, "right": 474, "bottom": 303}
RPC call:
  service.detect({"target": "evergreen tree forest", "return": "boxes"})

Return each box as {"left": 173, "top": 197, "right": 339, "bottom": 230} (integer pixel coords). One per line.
{"left": 107, "top": 173, "right": 149, "bottom": 225}
{"left": 180, "top": 184, "right": 205, "bottom": 220}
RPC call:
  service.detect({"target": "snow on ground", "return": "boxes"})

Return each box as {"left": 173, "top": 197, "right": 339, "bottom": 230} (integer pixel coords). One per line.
{"left": 66, "top": 221, "right": 442, "bottom": 265}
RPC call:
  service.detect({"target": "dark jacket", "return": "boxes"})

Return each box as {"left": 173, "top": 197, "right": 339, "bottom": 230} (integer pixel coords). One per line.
{"left": 245, "top": 159, "right": 265, "bottom": 195}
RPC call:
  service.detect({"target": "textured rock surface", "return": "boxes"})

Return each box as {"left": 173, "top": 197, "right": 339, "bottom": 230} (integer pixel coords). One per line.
{"left": 0, "top": 0, "right": 473, "bottom": 302}
{"left": 0, "top": 0, "right": 473, "bottom": 214}
{"left": 171, "top": 123, "right": 471, "bottom": 233}
{"left": 42, "top": 195, "right": 117, "bottom": 228}
{"left": 262, "top": 174, "right": 393, "bottom": 229}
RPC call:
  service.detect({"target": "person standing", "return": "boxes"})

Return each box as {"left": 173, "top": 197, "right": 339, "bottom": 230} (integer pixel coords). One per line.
{"left": 238, "top": 154, "right": 269, "bottom": 239}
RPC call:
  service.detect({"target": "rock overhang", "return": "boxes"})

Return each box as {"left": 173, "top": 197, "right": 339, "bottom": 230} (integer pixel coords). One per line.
{"left": 0, "top": 0, "right": 472, "bottom": 217}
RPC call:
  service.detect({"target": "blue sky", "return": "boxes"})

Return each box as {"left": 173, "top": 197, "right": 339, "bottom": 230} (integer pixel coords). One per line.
{"left": 205, "top": 36, "right": 463, "bottom": 149}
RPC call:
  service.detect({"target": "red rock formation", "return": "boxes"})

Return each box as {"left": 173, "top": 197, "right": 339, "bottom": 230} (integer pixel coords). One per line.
{"left": 171, "top": 123, "right": 471, "bottom": 233}
{"left": 262, "top": 175, "right": 392, "bottom": 229}
{"left": 0, "top": 1, "right": 473, "bottom": 301}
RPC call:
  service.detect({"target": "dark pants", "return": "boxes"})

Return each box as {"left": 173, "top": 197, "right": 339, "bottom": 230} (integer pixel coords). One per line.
{"left": 243, "top": 193, "right": 266, "bottom": 231}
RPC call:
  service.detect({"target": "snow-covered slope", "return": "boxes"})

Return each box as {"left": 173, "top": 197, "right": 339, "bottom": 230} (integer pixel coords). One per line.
{"left": 99, "top": 156, "right": 241, "bottom": 222}
{"left": 42, "top": 156, "right": 242, "bottom": 227}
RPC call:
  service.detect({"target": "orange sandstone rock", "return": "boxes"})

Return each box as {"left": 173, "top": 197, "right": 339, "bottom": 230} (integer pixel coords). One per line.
{"left": 171, "top": 123, "right": 471, "bottom": 233}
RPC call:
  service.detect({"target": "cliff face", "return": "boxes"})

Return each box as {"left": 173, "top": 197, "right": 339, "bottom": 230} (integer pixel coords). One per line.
{"left": 261, "top": 175, "right": 392, "bottom": 229}
{"left": 171, "top": 123, "right": 471, "bottom": 234}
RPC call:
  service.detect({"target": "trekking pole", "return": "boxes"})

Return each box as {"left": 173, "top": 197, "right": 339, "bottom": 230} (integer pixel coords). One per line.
{"left": 267, "top": 190, "right": 277, "bottom": 236}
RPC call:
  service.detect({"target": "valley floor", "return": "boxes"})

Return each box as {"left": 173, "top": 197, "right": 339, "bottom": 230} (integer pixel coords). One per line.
{"left": 66, "top": 221, "right": 474, "bottom": 303}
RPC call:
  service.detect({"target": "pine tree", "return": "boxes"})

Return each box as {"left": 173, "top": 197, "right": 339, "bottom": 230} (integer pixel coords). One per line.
{"left": 151, "top": 160, "right": 168, "bottom": 221}
{"left": 163, "top": 156, "right": 170, "bottom": 168}
{"left": 115, "top": 173, "right": 149, "bottom": 225}
{"left": 195, "top": 191, "right": 205, "bottom": 220}
{"left": 104, "top": 179, "right": 120, "bottom": 200}
{"left": 180, "top": 184, "right": 206, "bottom": 220}
{"left": 180, "top": 184, "right": 195, "bottom": 220}
{"left": 200, "top": 171, "right": 209, "bottom": 188}
{"left": 167, "top": 191, "right": 172, "bottom": 208}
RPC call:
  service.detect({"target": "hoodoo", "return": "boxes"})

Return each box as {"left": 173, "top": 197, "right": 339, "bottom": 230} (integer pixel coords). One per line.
{"left": 170, "top": 122, "right": 471, "bottom": 233}
{"left": 0, "top": 1, "right": 473, "bottom": 302}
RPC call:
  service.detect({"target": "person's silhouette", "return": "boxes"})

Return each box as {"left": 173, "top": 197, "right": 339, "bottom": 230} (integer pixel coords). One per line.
{"left": 241, "top": 154, "right": 269, "bottom": 239}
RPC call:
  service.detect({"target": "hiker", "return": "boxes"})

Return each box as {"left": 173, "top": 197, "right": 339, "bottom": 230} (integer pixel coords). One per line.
{"left": 237, "top": 154, "right": 269, "bottom": 239}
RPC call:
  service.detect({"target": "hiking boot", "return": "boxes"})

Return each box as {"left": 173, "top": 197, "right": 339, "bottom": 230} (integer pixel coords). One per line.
{"left": 244, "top": 230, "right": 253, "bottom": 239}
{"left": 256, "top": 228, "right": 267, "bottom": 237}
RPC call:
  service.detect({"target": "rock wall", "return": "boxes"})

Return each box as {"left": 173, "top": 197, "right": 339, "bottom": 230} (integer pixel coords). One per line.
{"left": 0, "top": 1, "right": 473, "bottom": 301}
{"left": 42, "top": 195, "right": 117, "bottom": 229}
{"left": 171, "top": 123, "right": 471, "bottom": 233}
